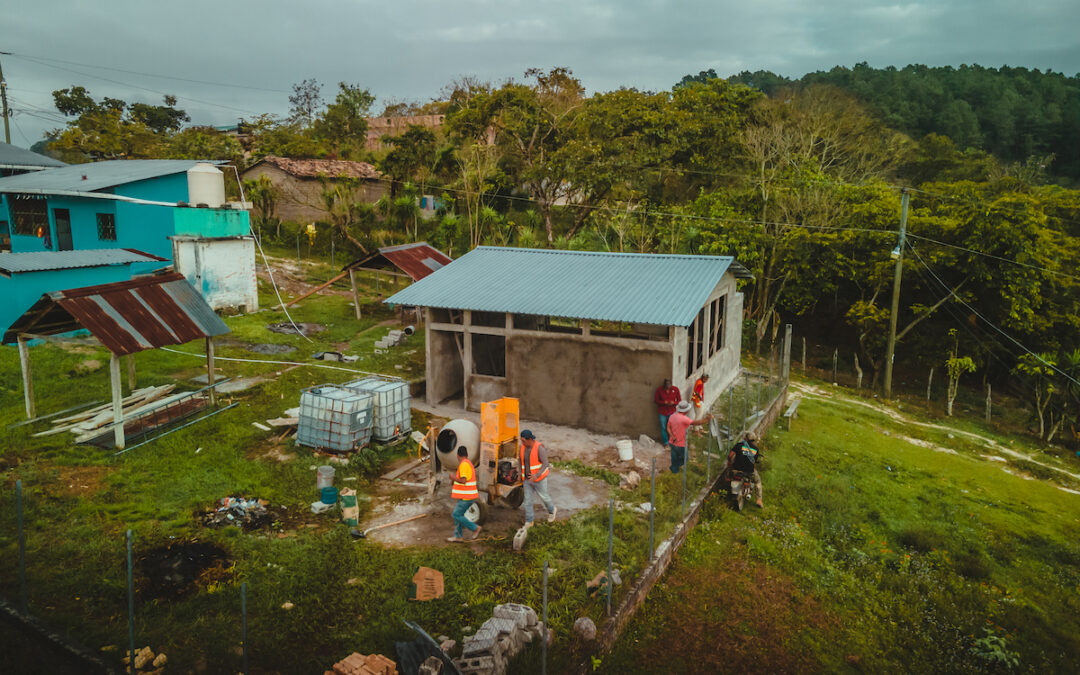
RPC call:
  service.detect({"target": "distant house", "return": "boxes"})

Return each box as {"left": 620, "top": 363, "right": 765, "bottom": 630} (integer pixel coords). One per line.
{"left": 364, "top": 114, "right": 446, "bottom": 152}
{"left": 0, "top": 142, "right": 66, "bottom": 178}
{"left": 0, "top": 159, "right": 258, "bottom": 323}
{"left": 241, "top": 156, "right": 385, "bottom": 223}
{"left": 385, "top": 247, "right": 752, "bottom": 438}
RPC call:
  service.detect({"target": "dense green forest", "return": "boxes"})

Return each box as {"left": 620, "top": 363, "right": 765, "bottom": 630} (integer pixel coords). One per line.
{"left": 39, "top": 65, "right": 1080, "bottom": 447}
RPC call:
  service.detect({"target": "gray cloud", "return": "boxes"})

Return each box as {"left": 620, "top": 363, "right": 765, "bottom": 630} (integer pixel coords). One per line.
{"left": 3, "top": 0, "right": 1079, "bottom": 145}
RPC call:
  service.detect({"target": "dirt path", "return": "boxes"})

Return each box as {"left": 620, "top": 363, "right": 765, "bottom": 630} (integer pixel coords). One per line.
{"left": 791, "top": 382, "right": 1080, "bottom": 488}
{"left": 255, "top": 254, "right": 354, "bottom": 300}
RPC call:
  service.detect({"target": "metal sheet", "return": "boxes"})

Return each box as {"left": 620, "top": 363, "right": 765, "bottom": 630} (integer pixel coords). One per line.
{"left": 0, "top": 141, "right": 67, "bottom": 170}
{"left": 2, "top": 271, "right": 230, "bottom": 353}
{"left": 0, "top": 160, "right": 220, "bottom": 194}
{"left": 384, "top": 246, "right": 753, "bottom": 327}
{"left": 0, "top": 249, "right": 165, "bottom": 275}
{"left": 348, "top": 242, "right": 453, "bottom": 281}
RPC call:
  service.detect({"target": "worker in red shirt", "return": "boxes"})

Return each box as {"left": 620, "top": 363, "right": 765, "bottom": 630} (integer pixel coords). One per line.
{"left": 691, "top": 374, "right": 709, "bottom": 416}
{"left": 654, "top": 378, "right": 681, "bottom": 445}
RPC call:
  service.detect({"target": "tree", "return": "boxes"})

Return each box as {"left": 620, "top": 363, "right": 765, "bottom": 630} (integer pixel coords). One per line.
{"left": 319, "top": 176, "right": 372, "bottom": 253}
{"left": 379, "top": 124, "right": 438, "bottom": 197}
{"left": 946, "top": 330, "right": 977, "bottom": 416}
{"left": 1015, "top": 353, "right": 1058, "bottom": 439}
{"left": 243, "top": 175, "right": 280, "bottom": 236}
{"left": 47, "top": 87, "right": 188, "bottom": 161}
{"left": 288, "top": 78, "right": 323, "bottom": 127}
{"left": 313, "top": 83, "right": 376, "bottom": 158}
{"left": 162, "top": 126, "right": 242, "bottom": 164}
{"left": 129, "top": 95, "right": 189, "bottom": 134}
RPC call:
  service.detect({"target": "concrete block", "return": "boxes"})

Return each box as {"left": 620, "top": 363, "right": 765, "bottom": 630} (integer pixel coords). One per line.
{"left": 481, "top": 617, "right": 517, "bottom": 636}
{"left": 462, "top": 628, "right": 498, "bottom": 656}
{"left": 418, "top": 656, "right": 443, "bottom": 675}
{"left": 455, "top": 655, "right": 495, "bottom": 675}
{"left": 493, "top": 603, "right": 537, "bottom": 629}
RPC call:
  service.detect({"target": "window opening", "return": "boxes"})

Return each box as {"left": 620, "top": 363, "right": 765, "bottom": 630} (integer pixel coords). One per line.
{"left": 97, "top": 213, "right": 117, "bottom": 241}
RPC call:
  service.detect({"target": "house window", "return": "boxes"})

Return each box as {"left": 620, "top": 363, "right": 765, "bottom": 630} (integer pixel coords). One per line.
{"left": 472, "top": 333, "right": 506, "bottom": 377}
{"left": 695, "top": 306, "right": 705, "bottom": 370}
{"left": 97, "top": 213, "right": 117, "bottom": 241}
{"left": 709, "top": 295, "right": 726, "bottom": 356}
{"left": 10, "top": 196, "right": 48, "bottom": 236}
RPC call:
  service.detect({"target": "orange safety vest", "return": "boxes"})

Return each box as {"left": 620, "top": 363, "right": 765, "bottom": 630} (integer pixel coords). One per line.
{"left": 520, "top": 441, "right": 549, "bottom": 482}
{"left": 451, "top": 458, "right": 479, "bottom": 500}
{"left": 692, "top": 379, "right": 705, "bottom": 407}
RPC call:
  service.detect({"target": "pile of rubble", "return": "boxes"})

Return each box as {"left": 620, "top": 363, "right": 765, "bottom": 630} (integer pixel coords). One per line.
{"left": 326, "top": 652, "right": 397, "bottom": 675}
{"left": 454, "top": 603, "right": 550, "bottom": 675}
{"left": 202, "top": 496, "right": 273, "bottom": 529}
{"left": 120, "top": 646, "right": 167, "bottom": 673}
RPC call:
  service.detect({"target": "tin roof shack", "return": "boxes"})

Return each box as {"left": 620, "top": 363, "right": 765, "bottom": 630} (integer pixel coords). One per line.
{"left": 4, "top": 271, "right": 230, "bottom": 448}
{"left": 385, "top": 247, "right": 752, "bottom": 438}
{"left": 0, "top": 160, "right": 257, "bottom": 312}
{"left": 240, "top": 156, "right": 385, "bottom": 223}
{"left": 0, "top": 141, "right": 67, "bottom": 176}
{"left": 0, "top": 248, "right": 168, "bottom": 335}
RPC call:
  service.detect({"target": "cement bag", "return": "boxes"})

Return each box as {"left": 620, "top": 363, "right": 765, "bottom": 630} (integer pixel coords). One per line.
{"left": 340, "top": 488, "right": 359, "bottom": 527}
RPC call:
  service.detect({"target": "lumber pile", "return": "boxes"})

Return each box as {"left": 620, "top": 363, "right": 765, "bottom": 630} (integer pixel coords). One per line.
{"left": 32, "top": 385, "right": 200, "bottom": 440}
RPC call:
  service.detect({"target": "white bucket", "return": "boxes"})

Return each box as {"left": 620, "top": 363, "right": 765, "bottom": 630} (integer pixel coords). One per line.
{"left": 316, "top": 465, "right": 335, "bottom": 490}
{"left": 616, "top": 439, "right": 634, "bottom": 461}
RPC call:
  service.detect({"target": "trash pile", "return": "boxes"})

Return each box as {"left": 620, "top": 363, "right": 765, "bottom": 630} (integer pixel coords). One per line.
{"left": 121, "top": 646, "right": 167, "bottom": 673}
{"left": 327, "top": 652, "right": 397, "bottom": 675}
{"left": 202, "top": 497, "right": 273, "bottom": 529}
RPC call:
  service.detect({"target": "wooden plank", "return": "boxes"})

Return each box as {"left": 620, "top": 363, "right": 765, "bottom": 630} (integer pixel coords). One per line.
{"left": 126, "top": 354, "right": 136, "bottom": 391}
{"left": 17, "top": 334, "right": 35, "bottom": 420}
{"left": 265, "top": 417, "right": 299, "bottom": 427}
{"left": 349, "top": 269, "right": 361, "bottom": 320}
{"left": 37, "top": 385, "right": 175, "bottom": 437}
{"left": 277, "top": 270, "right": 349, "bottom": 309}
{"left": 110, "top": 353, "right": 124, "bottom": 449}
{"left": 380, "top": 457, "right": 425, "bottom": 482}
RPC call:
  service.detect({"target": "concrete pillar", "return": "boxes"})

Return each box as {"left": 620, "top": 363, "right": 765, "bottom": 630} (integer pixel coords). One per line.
{"left": 110, "top": 352, "right": 125, "bottom": 449}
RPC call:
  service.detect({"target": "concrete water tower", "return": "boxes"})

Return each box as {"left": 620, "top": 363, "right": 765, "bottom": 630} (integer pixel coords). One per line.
{"left": 187, "top": 163, "right": 225, "bottom": 208}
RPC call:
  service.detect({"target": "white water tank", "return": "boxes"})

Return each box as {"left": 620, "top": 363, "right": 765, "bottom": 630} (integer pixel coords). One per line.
{"left": 436, "top": 419, "right": 481, "bottom": 470}
{"left": 187, "top": 163, "right": 225, "bottom": 208}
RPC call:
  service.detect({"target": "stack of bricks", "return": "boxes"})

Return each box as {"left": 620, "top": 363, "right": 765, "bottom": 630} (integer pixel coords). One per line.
{"left": 326, "top": 652, "right": 398, "bottom": 675}
{"left": 455, "top": 603, "right": 548, "bottom": 675}
{"left": 374, "top": 330, "right": 407, "bottom": 353}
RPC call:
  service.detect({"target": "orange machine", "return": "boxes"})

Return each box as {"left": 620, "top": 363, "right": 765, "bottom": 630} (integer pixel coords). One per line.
{"left": 477, "top": 397, "right": 525, "bottom": 508}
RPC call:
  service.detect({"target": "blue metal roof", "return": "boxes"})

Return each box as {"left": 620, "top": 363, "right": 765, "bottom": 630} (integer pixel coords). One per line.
{"left": 0, "top": 142, "right": 67, "bottom": 170}
{"left": 384, "top": 246, "right": 751, "bottom": 327}
{"left": 0, "top": 249, "right": 166, "bottom": 275}
{"left": 0, "top": 160, "right": 219, "bottom": 194}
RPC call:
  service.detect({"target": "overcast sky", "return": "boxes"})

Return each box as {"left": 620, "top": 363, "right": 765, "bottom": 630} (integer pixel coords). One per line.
{"left": 4, "top": 0, "right": 1079, "bottom": 146}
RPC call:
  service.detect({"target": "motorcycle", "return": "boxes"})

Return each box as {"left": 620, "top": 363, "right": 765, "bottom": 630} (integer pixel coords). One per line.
{"left": 726, "top": 469, "right": 756, "bottom": 511}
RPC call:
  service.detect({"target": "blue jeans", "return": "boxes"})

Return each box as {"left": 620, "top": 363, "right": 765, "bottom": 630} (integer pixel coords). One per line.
{"left": 452, "top": 499, "right": 479, "bottom": 538}
{"left": 523, "top": 478, "right": 555, "bottom": 523}
{"left": 659, "top": 413, "right": 671, "bottom": 445}
{"left": 669, "top": 444, "right": 686, "bottom": 473}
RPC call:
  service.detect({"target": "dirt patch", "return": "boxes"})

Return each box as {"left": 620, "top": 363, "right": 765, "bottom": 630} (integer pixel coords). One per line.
{"left": 268, "top": 322, "right": 324, "bottom": 336}
{"left": 137, "top": 542, "right": 232, "bottom": 600}
{"left": 247, "top": 343, "right": 296, "bottom": 355}
{"left": 249, "top": 437, "right": 297, "bottom": 463}
{"left": 615, "top": 549, "right": 832, "bottom": 673}
{"left": 74, "top": 359, "right": 102, "bottom": 374}
{"left": 54, "top": 465, "right": 108, "bottom": 497}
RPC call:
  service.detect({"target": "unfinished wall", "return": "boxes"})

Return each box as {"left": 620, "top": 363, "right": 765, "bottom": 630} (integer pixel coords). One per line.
{"left": 501, "top": 333, "right": 672, "bottom": 438}
{"left": 240, "top": 164, "right": 385, "bottom": 223}
{"left": 171, "top": 236, "right": 258, "bottom": 312}
{"left": 673, "top": 273, "right": 744, "bottom": 411}
{"left": 426, "top": 327, "right": 464, "bottom": 404}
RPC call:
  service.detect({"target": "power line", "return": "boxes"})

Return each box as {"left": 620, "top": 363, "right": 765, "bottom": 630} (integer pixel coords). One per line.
{"left": 12, "top": 53, "right": 271, "bottom": 117}
{"left": 7, "top": 52, "right": 290, "bottom": 94}
{"left": 905, "top": 232, "right": 1080, "bottom": 282}
{"left": 908, "top": 243, "right": 1080, "bottom": 388}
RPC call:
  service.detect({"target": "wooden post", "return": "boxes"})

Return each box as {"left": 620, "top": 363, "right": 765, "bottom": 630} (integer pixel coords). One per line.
{"left": 349, "top": 269, "right": 361, "bottom": 319}
{"left": 206, "top": 337, "right": 217, "bottom": 407}
{"left": 375, "top": 270, "right": 381, "bottom": 293}
{"left": 854, "top": 354, "right": 863, "bottom": 391}
{"left": 832, "top": 348, "right": 838, "bottom": 384}
{"left": 926, "top": 367, "right": 934, "bottom": 401}
{"left": 462, "top": 311, "right": 473, "bottom": 410}
{"left": 110, "top": 352, "right": 125, "bottom": 449}
{"left": 17, "top": 334, "right": 35, "bottom": 419}
{"left": 126, "top": 355, "right": 136, "bottom": 392}
{"left": 781, "top": 324, "right": 792, "bottom": 384}
{"left": 801, "top": 337, "right": 806, "bottom": 372}
{"left": 985, "top": 384, "right": 992, "bottom": 423}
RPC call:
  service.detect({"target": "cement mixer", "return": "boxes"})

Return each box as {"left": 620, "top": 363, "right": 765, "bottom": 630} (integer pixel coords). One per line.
{"left": 424, "top": 398, "right": 525, "bottom": 525}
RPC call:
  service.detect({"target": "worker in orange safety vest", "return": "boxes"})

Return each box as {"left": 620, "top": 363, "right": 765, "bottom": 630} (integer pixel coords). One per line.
{"left": 448, "top": 446, "right": 481, "bottom": 542}
{"left": 691, "top": 374, "right": 710, "bottom": 416}
{"left": 519, "top": 429, "right": 557, "bottom": 528}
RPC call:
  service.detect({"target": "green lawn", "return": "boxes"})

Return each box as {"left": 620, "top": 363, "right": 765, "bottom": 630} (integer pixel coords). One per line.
{"left": 601, "top": 390, "right": 1080, "bottom": 674}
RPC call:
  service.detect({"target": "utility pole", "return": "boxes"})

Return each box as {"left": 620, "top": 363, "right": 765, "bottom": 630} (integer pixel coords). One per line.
{"left": 883, "top": 188, "right": 909, "bottom": 399}
{"left": 0, "top": 52, "right": 11, "bottom": 144}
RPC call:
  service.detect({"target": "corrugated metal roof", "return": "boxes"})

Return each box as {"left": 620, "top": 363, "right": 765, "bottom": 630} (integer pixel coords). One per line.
{"left": 383, "top": 246, "right": 752, "bottom": 327}
{"left": 0, "top": 248, "right": 166, "bottom": 275}
{"left": 0, "top": 142, "right": 67, "bottom": 170}
{"left": 348, "top": 242, "right": 452, "bottom": 281}
{"left": 0, "top": 159, "right": 218, "bottom": 194}
{"left": 3, "top": 271, "right": 230, "bottom": 353}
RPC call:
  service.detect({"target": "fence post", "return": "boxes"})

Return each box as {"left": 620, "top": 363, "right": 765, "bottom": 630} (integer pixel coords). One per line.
{"left": 296, "top": 235, "right": 300, "bottom": 265}
{"left": 706, "top": 428, "right": 712, "bottom": 486}
{"left": 782, "top": 324, "right": 792, "bottom": 385}
{"left": 927, "top": 368, "right": 934, "bottom": 401}
{"left": 241, "top": 582, "right": 249, "bottom": 675}
{"left": 330, "top": 237, "right": 335, "bottom": 270}
{"left": 832, "top": 349, "right": 838, "bottom": 384}
{"left": 542, "top": 560, "right": 548, "bottom": 675}
{"left": 801, "top": 337, "right": 807, "bottom": 373}
{"left": 728, "top": 388, "right": 734, "bottom": 441}
{"left": 681, "top": 458, "right": 687, "bottom": 519}
{"left": 16, "top": 479, "right": 27, "bottom": 615}
{"left": 985, "top": 384, "right": 992, "bottom": 423}
{"left": 606, "top": 497, "right": 614, "bottom": 616}
{"left": 649, "top": 458, "right": 656, "bottom": 561}
{"left": 127, "top": 530, "right": 135, "bottom": 675}
{"left": 743, "top": 372, "right": 750, "bottom": 433}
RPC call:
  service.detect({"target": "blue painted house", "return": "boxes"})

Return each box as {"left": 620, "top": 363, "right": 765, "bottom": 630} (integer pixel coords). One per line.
{"left": 0, "top": 160, "right": 258, "bottom": 332}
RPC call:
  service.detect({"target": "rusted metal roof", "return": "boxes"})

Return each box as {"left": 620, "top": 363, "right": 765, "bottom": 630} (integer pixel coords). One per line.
{"left": 347, "top": 242, "right": 453, "bottom": 281}
{"left": 3, "top": 271, "right": 230, "bottom": 353}
{"left": 253, "top": 156, "right": 380, "bottom": 180}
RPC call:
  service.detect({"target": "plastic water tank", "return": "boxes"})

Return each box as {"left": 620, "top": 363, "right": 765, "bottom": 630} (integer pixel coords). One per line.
{"left": 187, "top": 163, "right": 225, "bottom": 208}
{"left": 436, "top": 419, "right": 480, "bottom": 470}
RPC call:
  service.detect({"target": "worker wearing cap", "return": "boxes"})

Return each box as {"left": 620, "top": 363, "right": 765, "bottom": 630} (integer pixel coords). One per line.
{"left": 691, "top": 374, "right": 709, "bottom": 415}
{"left": 519, "top": 429, "right": 557, "bottom": 528}
{"left": 448, "top": 446, "right": 481, "bottom": 542}
{"left": 667, "top": 401, "right": 711, "bottom": 473}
